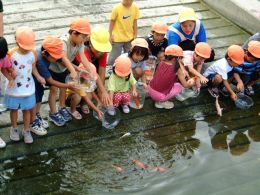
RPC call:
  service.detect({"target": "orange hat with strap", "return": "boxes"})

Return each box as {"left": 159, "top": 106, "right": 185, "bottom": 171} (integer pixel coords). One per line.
{"left": 114, "top": 55, "right": 132, "bottom": 77}
{"left": 131, "top": 38, "right": 149, "bottom": 49}
{"left": 227, "top": 45, "right": 244, "bottom": 65}
{"left": 42, "top": 36, "right": 64, "bottom": 59}
{"left": 16, "top": 26, "right": 35, "bottom": 50}
{"left": 69, "top": 17, "right": 91, "bottom": 35}
{"left": 178, "top": 8, "right": 196, "bottom": 23}
{"left": 195, "top": 42, "right": 211, "bottom": 59}
{"left": 248, "top": 40, "right": 260, "bottom": 58}
{"left": 151, "top": 22, "right": 168, "bottom": 34}
{"left": 165, "top": 45, "right": 183, "bottom": 57}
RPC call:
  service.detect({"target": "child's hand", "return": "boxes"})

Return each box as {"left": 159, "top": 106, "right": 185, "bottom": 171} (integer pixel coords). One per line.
{"left": 230, "top": 92, "right": 237, "bottom": 101}
{"left": 70, "top": 71, "right": 78, "bottom": 80}
{"left": 97, "top": 110, "right": 104, "bottom": 120}
{"left": 7, "top": 79, "right": 15, "bottom": 88}
{"left": 68, "top": 84, "right": 80, "bottom": 92}
{"left": 38, "top": 76, "right": 46, "bottom": 85}
{"left": 109, "top": 35, "right": 114, "bottom": 43}
{"left": 132, "top": 89, "right": 138, "bottom": 97}
{"left": 236, "top": 81, "right": 244, "bottom": 92}
{"left": 200, "top": 76, "right": 208, "bottom": 84}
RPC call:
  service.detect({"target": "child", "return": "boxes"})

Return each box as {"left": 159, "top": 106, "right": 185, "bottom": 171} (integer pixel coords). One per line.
{"left": 233, "top": 40, "right": 260, "bottom": 95}
{"left": 145, "top": 21, "right": 168, "bottom": 59}
{"left": 66, "top": 63, "right": 103, "bottom": 120}
{"left": 5, "top": 27, "right": 45, "bottom": 144}
{"left": 177, "top": 42, "right": 211, "bottom": 91}
{"left": 203, "top": 45, "right": 245, "bottom": 101}
{"left": 108, "top": 55, "right": 137, "bottom": 114}
{"left": 107, "top": 0, "right": 140, "bottom": 67}
{"left": 121, "top": 38, "right": 149, "bottom": 85}
{"left": 30, "top": 36, "right": 80, "bottom": 135}
{"left": 167, "top": 8, "right": 214, "bottom": 62}
{"left": 48, "top": 17, "right": 92, "bottom": 125}
{"left": 148, "top": 45, "right": 183, "bottom": 109}
{"left": 0, "top": 37, "right": 15, "bottom": 148}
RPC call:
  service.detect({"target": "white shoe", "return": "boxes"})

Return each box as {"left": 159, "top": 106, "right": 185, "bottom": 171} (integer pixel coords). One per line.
{"left": 163, "top": 101, "right": 174, "bottom": 109}
{"left": 31, "top": 122, "right": 47, "bottom": 136}
{"left": 10, "top": 127, "right": 20, "bottom": 141}
{"left": 155, "top": 101, "right": 164, "bottom": 109}
{"left": 122, "top": 105, "right": 130, "bottom": 114}
{"left": 22, "top": 130, "right": 33, "bottom": 144}
{"left": 0, "top": 137, "right": 6, "bottom": 148}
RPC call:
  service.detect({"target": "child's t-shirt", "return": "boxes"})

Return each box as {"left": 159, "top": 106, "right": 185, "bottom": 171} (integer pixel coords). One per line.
{"left": 108, "top": 72, "right": 136, "bottom": 93}
{"left": 149, "top": 61, "right": 177, "bottom": 94}
{"left": 145, "top": 34, "right": 168, "bottom": 57}
{"left": 110, "top": 2, "right": 140, "bottom": 42}
{"left": 49, "top": 34, "right": 84, "bottom": 73}
{"left": 36, "top": 48, "right": 52, "bottom": 80}
{"left": 182, "top": 50, "right": 203, "bottom": 67}
{"left": 203, "top": 58, "right": 233, "bottom": 80}
{"left": 121, "top": 53, "right": 146, "bottom": 70}
{"left": 6, "top": 48, "right": 36, "bottom": 97}
{"left": 167, "top": 21, "right": 206, "bottom": 45}
{"left": 0, "top": 56, "right": 11, "bottom": 69}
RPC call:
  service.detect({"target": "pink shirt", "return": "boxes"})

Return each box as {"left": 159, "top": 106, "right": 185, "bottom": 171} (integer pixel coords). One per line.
{"left": 182, "top": 51, "right": 203, "bottom": 67}
{"left": 0, "top": 56, "right": 11, "bottom": 69}
{"left": 149, "top": 61, "right": 177, "bottom": 95}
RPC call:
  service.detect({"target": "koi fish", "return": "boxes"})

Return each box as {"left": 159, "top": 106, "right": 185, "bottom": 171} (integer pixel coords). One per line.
{"left": 132, "top": 160, "right": 148, "bottom": 169}
{"left": 153, "top": 167, "right": 167, "bottom": 173}
{"left": 112, "top": 164, "right": 124, "bottom": 172}
{"left": 120, "top": 132, "right": 131, "bottom": 139}
{"left": 133, "top": 96, "right": 141, "bottom": 109}
{"left": 215, "top": 96, "right": 223, "bottom": 117}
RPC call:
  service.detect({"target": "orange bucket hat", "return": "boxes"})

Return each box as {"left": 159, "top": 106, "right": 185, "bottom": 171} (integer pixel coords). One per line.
{"left": 131, "top": 38, "right": 149, "bottom": 49}
{"left": 69, "top": 17, "right": 91, "bottom": 35}
{"left": 227, "top": 45, "right": 244, "bottom": 65}
{"left": 42, "top": 36, "right": 64, "bottom": 59}
{"left": 114, "top": 56, "right": 132, "bottom": 77}
{"left": 16, "top": 26, "right": 35, "bottom": 50}
{"left": 195, "top": 42, "right": 211, "bottom": 59}
{"left": 165, "top": 45, "right": 183, "bottom": 57}
{"left": 248, "top": 40, "right": 260, "bottom": 58}
{"left": 151, "top": 22, "right": 168, "bottom": 34}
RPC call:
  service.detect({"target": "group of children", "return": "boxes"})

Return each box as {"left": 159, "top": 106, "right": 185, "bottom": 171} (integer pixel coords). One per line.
{"left": 0, "top": 0, "right": 259, "bottom": 147}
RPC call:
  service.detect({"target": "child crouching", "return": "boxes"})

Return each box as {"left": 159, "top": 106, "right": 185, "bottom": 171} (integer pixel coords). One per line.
{"left": 148, "top": 45, "right": 183, "bottom": 109}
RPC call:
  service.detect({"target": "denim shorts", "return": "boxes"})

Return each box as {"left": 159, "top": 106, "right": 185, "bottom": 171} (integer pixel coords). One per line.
{"left": 49, "top": 69, "right": 69, "bottom": 83}
{"left": 4, "top": 94, "right": 36, "bottom": 110}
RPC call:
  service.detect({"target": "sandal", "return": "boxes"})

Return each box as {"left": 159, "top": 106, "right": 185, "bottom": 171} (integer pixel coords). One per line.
{"left": 81, "top": 104, "right": 90, "bottom": 114}
{"left": 70, "top": 110, "right": 82, "bottom": 120}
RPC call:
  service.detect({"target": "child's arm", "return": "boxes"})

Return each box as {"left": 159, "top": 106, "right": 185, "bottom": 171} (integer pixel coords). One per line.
{"left": 131, "top": 84, "right": 137, "bottom": 97}
{"left": 233, "top": 72, "right": 244, "bottom": 92}
{"left": 109, "top": 20, "right": 115, "bottom": 43}
{"left": 223, "top": 79, "right": 237, "bottom": 101}
{"left": 188, "top": 65, "right": 208, "bottom": 83}
{"left": 179, "top": 61, "right": 190, "bottom": 79}
{"left": 92, "top": 92, "right": 102, "bottom": 106}
{"left": 32, "top": 62, "right": 46, "bottom": 85}
{"left": 1, "top": 68, "right": 14, "bottom": 88}
{"left": 81, "top": 95, "right": 103, "bottom": 120}
{"left": 133, "top": 19, "right": 138, "bottom": 39}
{"left": 140, "top": 74, "right": 148, "bottom": 90}
{"left": 78, "top": 50, "right": 91, "bottom": 73}
{"left": 61, "top": 56, "right": 77, "bottom": 79}
{"left": 96, "top": 74, "right": 112, "bottom": 106}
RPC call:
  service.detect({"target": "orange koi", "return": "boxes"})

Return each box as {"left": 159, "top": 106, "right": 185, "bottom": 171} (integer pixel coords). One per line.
{"left": 112, "top": 164, "right": 124, "bottom": 172}
{"left": 153, "top": 167, "right": 167, "bottom": 173}
{"left": 132, "top": 160, "right": 148, "bottom": 169}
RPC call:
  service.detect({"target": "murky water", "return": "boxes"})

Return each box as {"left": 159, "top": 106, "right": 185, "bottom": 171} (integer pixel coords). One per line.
{"left": 0, "top": 91, "right": 259, "bottom": 194}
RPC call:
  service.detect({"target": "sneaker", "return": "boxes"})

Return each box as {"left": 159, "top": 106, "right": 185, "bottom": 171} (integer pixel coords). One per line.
{"left": 10, "top": 127, "right": 20, "bottom": 141}
{"left": 219, "top": 87, "right": 229, "bottom": 97}
{"left": 36, "top": 113, "right": 49, "bottom": 129}
{"left": 31, "top": 119, "right": 47, "bottom": 136}
{"left": 208, "top": 87, "right": 219, "bottom": 97}
{"left": 155, "top": 101, "right": 164, "bottom": 109}
{"left": 122, "top": 105, "right": 130, "bottom": 114}
{"left": 22, "top": 130, "right": 33, "bottom": 144}
{"left": 0, "top": 137, "right": 6, "bottom": 148}
{"left": 163, "top": 101, "right": 174, "bottom": 109}
{"left": 48, "top": 112, "right": 66, "bottom": 126}
{"left": 59, "top": 107, "right": 72, "bottom": 122}
{"left": 245, "top": 86, "right": 254, "bottom": 96}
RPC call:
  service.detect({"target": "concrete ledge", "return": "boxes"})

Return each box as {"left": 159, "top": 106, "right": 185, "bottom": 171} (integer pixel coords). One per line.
{"left": 202, "top": 0, "right": 260, "bottom": 34}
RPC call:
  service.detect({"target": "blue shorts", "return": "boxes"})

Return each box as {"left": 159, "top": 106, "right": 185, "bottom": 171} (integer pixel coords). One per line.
{"left": 33, "top": 76, "right": 45, "bottom": 103}
{"left": 4, "top": 94, "right": 36, "bottom": 110}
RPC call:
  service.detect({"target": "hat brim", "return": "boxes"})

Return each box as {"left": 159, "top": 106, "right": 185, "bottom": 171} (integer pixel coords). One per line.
{"left": 18, "top": 43, "right": 35, "bottom": 51}
{"left": 179, "top": 16, "right": 196, "bottom": 23}
{"left": 50, "top": 51, "right": 65, "bottom": 60}
{"left": 91, "top": 37, "right": 112, "bottom": 53}
{"left": 115, "top": 68, "right": 131, "bottom": 77}
{"left": 232, "top": 58, "right": 244, "bottom": 65}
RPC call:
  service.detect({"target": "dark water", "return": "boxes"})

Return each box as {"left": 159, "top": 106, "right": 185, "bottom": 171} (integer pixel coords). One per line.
{"left": 0, "top": 91, "right": 259, "bottom": 194}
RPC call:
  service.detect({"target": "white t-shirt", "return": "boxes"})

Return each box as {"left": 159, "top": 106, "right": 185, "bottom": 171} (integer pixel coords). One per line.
{"left": 49, "top": 34, "right": 84, "bottom": 73}
{"left": 203, "top": 58, "right": 233, "bottom": 80}
{"left": 6, "top": 49, "right": 36, "bottom": 97}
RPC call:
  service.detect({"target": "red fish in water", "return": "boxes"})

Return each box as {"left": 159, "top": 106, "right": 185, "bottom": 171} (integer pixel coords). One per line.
{"left": 153, "top": 167, "right": 167, "bottom": 173}
{"left": 132, "top": 160, "right": 148, "bottom": 169}
{"left": 112, "top": 164, "right": 124, "bottom": 172}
